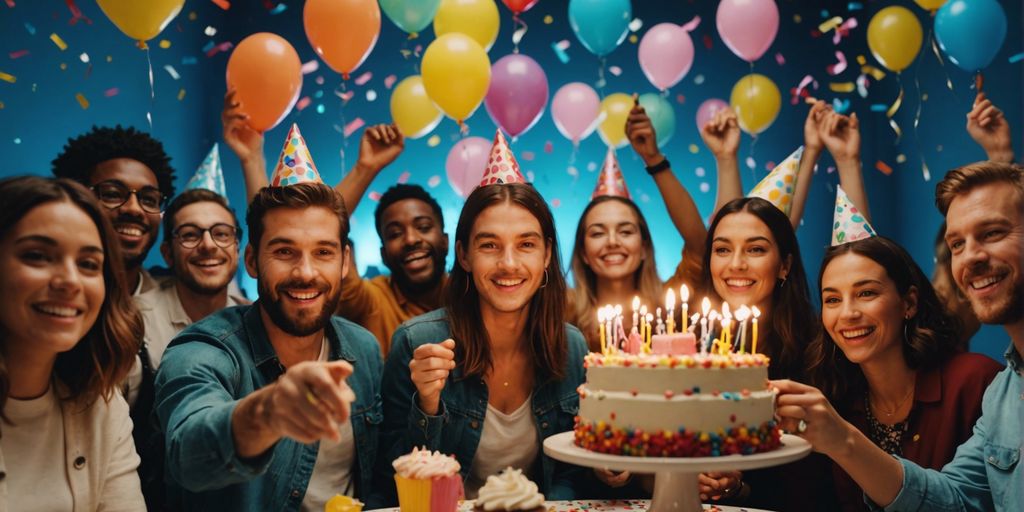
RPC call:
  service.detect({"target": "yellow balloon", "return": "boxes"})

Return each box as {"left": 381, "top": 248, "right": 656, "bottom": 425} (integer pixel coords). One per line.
{"left": 96, "top": 0, "right": 185, "bottom": 42}
{"left": 598, "top": 93, "right": 633, "bottom": 148}
{"left": 730, "top": 74, "right": 781, "bottom": 135}
{"left": 422, "top": 33, "right": 491, "bottom": 123}
{"left": 391, "top": 76, "right": 443, "bottom": 139}
{"left": 433, "top": 0, "right": 500, "bottom": 52}
{"left": 914, "top": 0, "right": 947, "bottom": 11}
{"left": 867, "top": 6, "right": 923, "bottom": 72}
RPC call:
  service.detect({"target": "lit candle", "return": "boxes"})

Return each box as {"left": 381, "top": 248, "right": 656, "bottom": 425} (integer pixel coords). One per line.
{"left": 688, "top": 313, "right": 700, "bottom": 333}
{"left": 721, "top": 302, "right": 732, "bottom": 350}
{"left": 645, "top": 313, "right": 653, "bottom": 351}
{"left": 680, "top": 284, "right": 690, "bottom": 332}
{"left": 666, "top": 288, "right": 676, "bottom": 335}
{"left": 734, "top": 306, "right": 750, "bottom": 353}
{"left": 751, "top": 306, "right": 761, "bottom": 354}
{"left": 720, "top": 318, "right": 732, "bottom": 355}
{"left": 632, "top": 296, "right": 640, "bottom": 334}
{"left": 639, "top": 305, "right": 648, "bottom": 345}
{"left": 614, "top": 304, "right": 624, "bottom": 352}
{"left": 598, "top": 308, "right": 606, "bottom": 355}
{"left": 605, "top": 305, "right": 614, "bottom": 354}
{"left": 700, "top": 297, "right": 711, "bottom": 353}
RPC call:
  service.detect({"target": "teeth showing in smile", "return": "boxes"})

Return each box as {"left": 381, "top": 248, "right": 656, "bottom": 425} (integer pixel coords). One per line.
{"left": 494, "top": 278, "right": 525, "bottom": 287}
{"left": 403, "top": 251, "right": 429, "bottom": 263}
{"left": 601, "top": 254, "right": 626, "bottom": 264}
{"left": 970, "top": 275, "right": 1003, "bottom": 290}
{"left": 193, "top": 259, "right": 224, "bottom": 267}
{"left": 35, "top": 305, "right": 79, "bottom": 318}
{"left": 840, "top": 327, "right": 875, "bottom": 339}
{"left": 726, "top": 279, "right": 754, "bottom": 287}
{"left": 286, "top": 291, "right": 321, "bottom": 300}
{"left": 115, "top": 225, "right": 144, "bottom": 237}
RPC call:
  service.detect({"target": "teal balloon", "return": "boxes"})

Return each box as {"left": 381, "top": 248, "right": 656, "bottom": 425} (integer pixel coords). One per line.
{"left": 639, "top": 93, "right": 676, "bottom": 148}
{"left": 935, "top": 0, "right": 1006, "bottom": 72}
{"left": 379, "top": 0, "right": 441, "bottom": 34}
{"left": 568, "top": 0, "right": 631, "bottom": 57}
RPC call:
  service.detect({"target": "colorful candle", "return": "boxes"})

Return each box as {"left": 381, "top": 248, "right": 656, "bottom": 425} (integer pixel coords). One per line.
{"left": 680, "top": 284, "right": 690, "bottom": 332}
{"left": 734, "top": 306, "right": 750, "bottom": 353}
{"left": 751, "top": 306, "right": 761, "bottom": 354}
{"left": 666, "top": 288, "right": 676, "bottom": 335}
{"left": 645, "top": 313, "right": 653, "bottom": 351}
{"left": 598, "top": 308, "right": 606, "bottom": 355}
{"left": 700, "top": 297, "right": 711, "bottom": 353}
{"left": 721, "top": 302, "right": 732, "bottom": 350}
{"left": 632, "top": 296, "right": 640, "bottom": 333}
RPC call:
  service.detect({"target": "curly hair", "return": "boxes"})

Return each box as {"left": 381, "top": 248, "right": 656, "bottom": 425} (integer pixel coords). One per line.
{"left": 51, "top": 125, "right": 176, "bottom": 199}
{"left": 374, "top": 184, "right": 444, "bottom": 236}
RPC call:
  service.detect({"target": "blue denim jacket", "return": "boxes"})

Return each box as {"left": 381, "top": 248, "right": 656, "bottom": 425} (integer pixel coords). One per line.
{"left": 869, "top": 344, "right": 1022, "bottom": 511}
{"left": 373, "top": 308, "right": 587, "bottom": 505}
{"left": 153, "top": 303, "right": 385, "bottom": 511}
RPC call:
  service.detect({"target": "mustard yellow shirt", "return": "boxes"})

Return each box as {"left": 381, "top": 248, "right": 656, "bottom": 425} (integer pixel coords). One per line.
{"left": 336, "top": 271, "right": 446, "bottom": 356}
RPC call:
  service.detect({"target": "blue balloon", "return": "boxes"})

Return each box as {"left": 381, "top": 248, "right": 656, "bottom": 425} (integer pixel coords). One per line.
{"left": 380, "top": 0, "right": 441, "bottom": 34}
{"left": 568, "top": 0, "right": 632, "bottom": 57}
{"left": 638, "top": 93, "right": 676, "bottom": 148}
{"left": 934, "top": 0, "right": 1007, "bottom": 72}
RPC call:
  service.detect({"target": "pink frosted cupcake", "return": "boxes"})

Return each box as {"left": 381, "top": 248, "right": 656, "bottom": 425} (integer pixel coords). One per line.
{"left": 393, "top": 447, "right": 464, "bottom": 512}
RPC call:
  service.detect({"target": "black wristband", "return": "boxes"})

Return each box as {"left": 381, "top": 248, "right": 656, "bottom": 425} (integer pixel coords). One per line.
{"left": 645, "top": 157, "right": 671, "bottom": 175}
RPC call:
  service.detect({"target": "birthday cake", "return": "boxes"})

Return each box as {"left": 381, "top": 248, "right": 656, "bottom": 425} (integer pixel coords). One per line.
{"left": 575, "top": 351, "right": 781, "bottom": 457}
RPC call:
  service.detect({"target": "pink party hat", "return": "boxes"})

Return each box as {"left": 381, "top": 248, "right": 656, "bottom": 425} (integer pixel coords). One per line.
{"left": 591, "top": 146, "right": 631, "bottom": 199}
{"left": 831, "top": 185, "right": 876, "bottom": 246}
{"left": 270, "top": 124, "right": 323, "bottom": 187}
{"left": 748, "top": 146, "right": 803, "bottom": 214}
{"left": 479, "top": 129, "right": 526, "bottom": 186}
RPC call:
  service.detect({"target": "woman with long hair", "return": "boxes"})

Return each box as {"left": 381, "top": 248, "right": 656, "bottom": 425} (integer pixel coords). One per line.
{"left": 807, "top": 236, "right": 1001, "bottom": 511}
{"left": 377, "top": 183, "right": 587, "bottom": 502}
{"left": 0, "top": 176, "right": 144, "bottom": 510}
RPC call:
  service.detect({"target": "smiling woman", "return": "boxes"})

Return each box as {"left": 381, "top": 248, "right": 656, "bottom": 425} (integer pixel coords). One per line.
{"left": 0, "top": 176, "right": 144, "bottom": 511}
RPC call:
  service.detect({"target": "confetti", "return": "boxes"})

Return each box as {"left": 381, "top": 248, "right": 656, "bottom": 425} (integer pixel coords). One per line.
{"left": 0, "top": 101, "right": 4, "bottom": 109}
{"left": 1009, "top": 52, "right": 1024, "bottom": 64}
{"left": 0, "top": 71, "right": 15, "bottom": 83}
{"left": 567, "top": 166, "right": 578, "bottom": 177}
{"left": 336, "top": 90, "right": 354, "bottom": 102}
{"left": 384, "top": 74, "right": 397, "bottom": 89}
{"left": 79, "top": 52, "right": 90, "bottom": 63}
{"left": 870, "top": 104, "right": 887, "bottom": 112}
{"left": 790, "top": 74, "right": 817, "bottom": 104}
{"left": 205, "top": 42, "right": 233, "bottom": 57}
{"left": 204, "top": 26, "right": 217, "bottom": 37}
{"left": 354, "top": 71, "right": 372, "bottom": 86}
{"left": 177, "top": 88, "right": 186, "bottom": 100}
{"left": 699, "top": 182, "right": 710, "bottom": 193}
{"left": 75, "top": 92, "right": 89, "bottom": 109}
{"left": 301, "top": 60, "right": 319, "bottom": 74}
{"left": 544, "top": 141, "right": 553, "bottom": 153}
{"left": 368, "top": 191, "right": 382, "bottom": 201}
{"left": 343, "top": 118, "right": 365, "bottom": 137}
{"left": 794, "top": 14, "right": 802, "bottom": 23}
{"left": 628, "top": 35, "right": 638, "bottom": 44}
{"left": 827, "top": 166, "right": 836, "bottom": 174}
{"left": 861, "top": 64, "right": 886, "bottom": 80}
{"left": 694, "top": 74, "right": 704, "bottom": 85}
{"left": 395, "top": 171, "right": 411, "bottom": 184}
{"left": 427, "top": 135, "right": 441, "bottom": 147}
{"left": 5, "top": 0, "right": 13, "bottom": 7}
{"left": 832, "top": 98, "right": 850, "bottom": 113}
{"left": 629, "top": 18, "right": 643, "bottom": 32}
{"left": 314, "top": 90, "right": 324, "bottom": 99}
{"left": 688, "top": 144, "right": 699, "bottom": 154}
{"left": 181, "top": 56, "right": 197, "bottom": 65}
{"left": 9, "top": 50, "right": 29, "bottom": 59}
{"left": 587, "top": 161, "right": 598, "bottom": 172}
{"left": 24, "top": 22, "right": 36, "bottom": 35}
{"left": 609, "top": 66, "right": 622, "bottom": 76}
{"left": 775, "top": 52, "right": 785, "bottom": 66}
{"left": 848, "top": 2, "right": 863, "bottom": 10}
{"left": 832, "top": 18, "right": 858, "bottom": 44}
{"left": 702, "top": 34, "right": 713, "bottom": 50}
{"left": 50, "top": 33, "right": 68, "bottom": 51}
{"left": 512, "top": 27, "right": 527, "bottom": 46}
{"left": 13, "top": 137, "right": 19, "bottom": 144}
{"left": 269, "top": 3, "right": 287, "bottom": 15}
{"left": 104, "top": 87, "right": 119, "bottom": 97}
{"left": 695, "top": 167, "right": 706, "bottom": 177}
{"left": 211, "top": 0, "right": 230, "bottom": 10}
{"left": 315, "top": 76, "right": 325, "bottom": 85}
{"left": 366, "top": 90, "right": 377, "bottom": 101}
{"left": 551, "top": 198, "right": 561, "bottom": 208}
{"left": 827, "top": 51, "right": 847, "bottom": 75}
{"left": 896, "top": 154, "right": 907, "bottom": 164}
{"left": 296, "top": 96, "right": 312, "bottom": 111}
{"left": 818, "top": 16, "right": 843, "bottom": 34}
{"left": 164, "top": 65, "right": 180, "bottom": 80}
{"left": 65, "top": 0, "right": 92, "bottom": 25}
{"left": 522, "top": 151, "right": 535, "bottom": 161}
{"left": 551, "top": 40, "right": 570, "bottom": 64}
{"left": 188, "top": 11, "right": 197, "bottom": 21}
{"left": 676, "top": 94, "right": 685, "bottom": 104}
{"left": 639, "top": 193, "right": 650, "bottom": 203}
{"left": 159, "top": 40, "right": 171, "bottom": 49}
{"left": 856, "top": 74, "right": 869, "bottom": 98}
{"left": 937, "top": 145, "right": 943, "bottom": 152}
{"left": 875, "top": 161, "right": 893, "bottom": 176}
{"left": 427, "top": 175, "right": 441, "bottom": 188}
{"left": 829, "top": 82, "right": 855, "bottom": 93}
{"left": 60, "top": 63, "right": 67, "bottom": 71}
{"left": 745, "top": 157, "right": 756, "bottom": 169}
{"left": 316, "top": 104, "right": 325, "bottom": 114}
{"left": 202, "top": 41, "right": 215, "bottom": 53}
{"left": 543, "top": 15, "right": 553, "bottom": 24}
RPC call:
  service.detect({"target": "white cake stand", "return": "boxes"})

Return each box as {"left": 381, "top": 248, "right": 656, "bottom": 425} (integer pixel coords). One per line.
{"left": 543, "top": 431, "right": 812, "bottom": 512}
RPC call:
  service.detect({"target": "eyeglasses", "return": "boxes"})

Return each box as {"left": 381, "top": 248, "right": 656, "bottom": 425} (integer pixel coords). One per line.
{"left": 91, "top": 180, "right": 165, "bottom": 214}
{"left": 172, "top": 223, "right": 239, "bottom": 249}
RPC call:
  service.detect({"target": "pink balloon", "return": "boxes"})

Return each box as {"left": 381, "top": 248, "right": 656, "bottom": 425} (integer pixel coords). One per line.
{"left": 484, "top": 54, "right": 549, "bottom": 138}
{"left": 446, "top": 136, "right": 491, "bottom": 198}
{"left": 716, "top": 0, "right": 779, "bottom": 62}
{"left": 638, "top": 23, "right": 695, "bottom": 91}
{"left": 551, "top": 82, "right": 601, "bottom": 144}
{"left": 695, "top": 98, "right": 729, "bottom": 131}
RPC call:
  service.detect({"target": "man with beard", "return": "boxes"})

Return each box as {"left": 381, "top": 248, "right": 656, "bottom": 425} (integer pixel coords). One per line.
{"left": 773, "top": 161, "right": 1024, "bottom": 511}
{"left": 154, "top": 182, "right": 384, "bottom": 510}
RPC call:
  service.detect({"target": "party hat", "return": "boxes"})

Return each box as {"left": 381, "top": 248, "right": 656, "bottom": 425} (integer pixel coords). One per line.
{"left": 591, "top": 146, "right": 631, "bottom": 199}
{"left": 184, "top": 144, "right": 228, "bottom": 200}
{"left": 270, "top": 124, "right": 323, "bottom": 187}
{"left": 748, "top": 146, "right": 803, "bottom": 214}
{"left": 479, "top": 129, "right": 526, "bottom": 186}
{"left": 831, "top": 185, "right": 876, "bottom": 246}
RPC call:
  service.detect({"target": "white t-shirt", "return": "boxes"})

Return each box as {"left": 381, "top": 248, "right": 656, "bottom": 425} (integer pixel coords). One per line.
{"left": 464, "top": 396, "right": 538, "bottom": 498}
{"left": 300, "top": 339, "right": 356, "bottom": 511}
{"left": 2, "top": 386, "right": 75, "bottom": 511}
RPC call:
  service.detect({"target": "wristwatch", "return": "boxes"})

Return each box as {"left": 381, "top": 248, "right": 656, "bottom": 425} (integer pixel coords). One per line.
{"left": 645, "top": 157, "right": 671, "bottom": 175}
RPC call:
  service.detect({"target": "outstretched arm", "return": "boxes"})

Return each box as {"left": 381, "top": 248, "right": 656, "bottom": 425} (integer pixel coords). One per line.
{"left": 821, "top": 110, "right": 870, "bottom": 222}
{"left": 222, "top": 89, "right": 268, "bottom": 204}
{"left": 788, "top": 100, "right": 829, "bottom": 229}
{"left": 700, "top": 108, "right": 742, "bottom": 218}
{"left": 966, "top": 92, "right": 1014, "bottom": 163}
{"left": 335, "top": 124, "right": 405, "bottom": 214}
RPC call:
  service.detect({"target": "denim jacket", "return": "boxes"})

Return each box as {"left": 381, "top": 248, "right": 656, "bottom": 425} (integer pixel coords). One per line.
{"left": 869, "top": 344, "right": 1022, "bottom": 511}
{"left": 153, "top": 303, "right": 385, "bottom": 511}
{"left": 373, "top": 308, "right": 587, "bottom": 505}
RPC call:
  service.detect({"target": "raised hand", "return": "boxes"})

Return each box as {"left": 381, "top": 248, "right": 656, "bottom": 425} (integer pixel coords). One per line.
{"left": 409, "top": 338, "right": 456, "bottom": 416}
{"left": 221, "top": 88, "right": 265, "bottom": 165}
{"left": 804, "top": 100, "right": 830, "bottom": 153}
{"left": 625, "top": 96, "right": 663, "bottom": 167}
{"left": 356, "top": 124, "right": 405, "bottom": 174}
{"left": 966, "top": 92, "right": 1014, "bottom": 163}
{"left": 819, "top": 110, "right": 861, "bottom": 165}
{"left": 700, "top": 107, "right": 741, "bottom": 159}
{"left": 263, "top": 360, "right": 356, "bottom": 444}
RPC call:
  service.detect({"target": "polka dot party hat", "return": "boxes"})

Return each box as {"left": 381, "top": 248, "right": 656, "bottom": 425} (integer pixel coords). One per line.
{"left": 270, "top": 123, "right": 323, "bottom": 187}
{"left": 747, "top": 146, "right": 803, "bottom": 214}
{"left": 184, "top": 143, "right": 228, "bottom": 200}
{"left": 591, "top": 145, "right": 631, "bottom": 199}
{"left": 831, "top": 184, "right": 876, "bottom": 246}
{"left": 479, "top": 129, "right": 526, "bottom": 186}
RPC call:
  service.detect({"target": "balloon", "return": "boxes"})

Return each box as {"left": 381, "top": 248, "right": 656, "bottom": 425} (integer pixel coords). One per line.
{"left": 866, "top": 6, "right": 923, "bottom": 72}
{"left": 935, "top": 0, "right": 1007, "bottom": 72}
{"left": 226, "top": 33, "right": 303, "bottom": 133}
{"left": 434, "top": 0, "right": 500, "bottom": 52}
{"left": 730, "top": 74, "right": 781, "bottom": 135}
{"left": 446, "top": 137, "right": 491, "bottom": 198}
{"left": 501, "top": 0, "right": 539, "bottom": 14}
{"left": 695, "top": 98, "right": 729, "bottom": 132}
{"left": 551, "top": 83, "right": 601, "bottom": 144}
{"left": 638, "top": 23, "right": 695, "bottom": 91}
{"left": 96, "top": 0, "right": 184, "bottom": 42}
{"left": 597, "top": 93, "right": 633, "bottom": 148}
{"left": 380, "top": 0, "right": 441, "bottom": 34}
{"left": 422, "top": 33, "right": 492, "bottom": 123}
{"left": 568, "top": 0, "right": 632, "bottom": 57}
{"left": 390, "top": 76, "right": 443, "bottom": 139}
{"left": 485, "top": 55, "right": 549, "bottom": 138}
{"left": 304, "top": 0, "right": 381, "bottom": 78}
{"left": 716, "top": 0, "right": 779, "bottom": 62}
{"left": 915, "top": 0, "right": 947, "bottom": 11}
{"left": 638, "top": 93, "right": 676, "bottom": 148}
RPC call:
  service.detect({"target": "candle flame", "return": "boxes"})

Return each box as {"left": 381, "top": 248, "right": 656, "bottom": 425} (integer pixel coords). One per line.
{"left": 614, "top": 304, "right": 623, "bottom": 315}
{"left": 701, "top": 297, "right": 711, "bottom": 315}
{"left": 722, "top": 301, "right": 731, "bottom": 319}
{"left": 632, "top": 295, "right": 640, "bottom": 311}
{"left": 666, "top": 288, "right": 676, "bottom": 310}
{"left": 734, "top": 305, "right": 751, "bottom": 322}
{"left": 751, "top": 306, "right": 761, "bottom": 319}
{"left": 597, "top": 308, "right": 605, "bottom": 322}
{"left": 681, "top": 284, "right": 689, "bottom": 302}
{"left": 640, "top": 305, "right": 648, "bottom": 315}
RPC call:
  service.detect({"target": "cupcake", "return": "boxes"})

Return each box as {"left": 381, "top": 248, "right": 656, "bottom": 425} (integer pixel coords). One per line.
{"left": 324, "top": 495, "right": 363, "bottom": 512}
{"left": 393, "top": 447, "right": 464, "bottom": 512}
{"left": 473, "top": 467, "right": 545, "bottom": 512}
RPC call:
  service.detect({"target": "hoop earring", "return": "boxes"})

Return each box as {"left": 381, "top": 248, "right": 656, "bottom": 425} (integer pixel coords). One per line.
{"left": 778, "top": 276, "right": 788, "bottom": 288}
{"left": 464, "top": 273, "right": 471, "bottom": 295}
{"left": 540, "top": 269, "right": 549, "bottom": 288}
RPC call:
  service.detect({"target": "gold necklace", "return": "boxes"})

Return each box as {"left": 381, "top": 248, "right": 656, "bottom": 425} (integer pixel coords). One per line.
{"left": 870, "top": 387, "right": 915, "bottom": 417}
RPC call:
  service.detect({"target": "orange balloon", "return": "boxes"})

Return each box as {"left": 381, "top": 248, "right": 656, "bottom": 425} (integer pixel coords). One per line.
{"left": 226, "top": 33, "right": 303, "bottom": 133}
{"left": 304, "top": 0, "right": 381, "bottom": 78}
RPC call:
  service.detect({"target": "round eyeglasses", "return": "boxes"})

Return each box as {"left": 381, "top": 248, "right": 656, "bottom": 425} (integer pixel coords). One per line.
{"left": 91, "top": 180, "right": 166, "bottom": 214}
{"left": 172, "top": 223, "right": 239, "bottom": 249}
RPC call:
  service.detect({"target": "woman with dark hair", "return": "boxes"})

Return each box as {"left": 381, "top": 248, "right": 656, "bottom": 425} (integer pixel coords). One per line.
{"left": 377, "top": 183, "right": 587, "bottom": 502}
{"left": 807, "top": 236, "right": 1002, "bottom": 511}
{"left": 0, "top": 176, "right": 144, "bottom": 510}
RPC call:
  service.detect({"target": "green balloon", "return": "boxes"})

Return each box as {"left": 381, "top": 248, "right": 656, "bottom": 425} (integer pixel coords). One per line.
{"left": 638, "top": 93, "right": 677, "bottom": 148}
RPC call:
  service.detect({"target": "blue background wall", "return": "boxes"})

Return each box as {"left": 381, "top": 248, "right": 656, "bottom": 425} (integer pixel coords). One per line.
{"left": 1, "top": 0, "right": 1020, "bottom": 360}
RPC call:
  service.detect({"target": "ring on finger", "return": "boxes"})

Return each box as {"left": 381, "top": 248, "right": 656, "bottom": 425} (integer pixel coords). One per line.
{"left": 797, "top": 419, "right": 808, "bottom": 433}
{"left": 305, "top": 390, "right": 320, "bottom": 406}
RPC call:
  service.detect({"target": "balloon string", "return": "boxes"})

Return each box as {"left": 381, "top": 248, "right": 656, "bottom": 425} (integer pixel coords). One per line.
{"left": 568, "top": 142, "right": 579, "bottom": 183}
{"left": 929, "top": 29, "right": 957, "bottom": 98}
{"left": 911, "top": 66, "right": 931, "bottom": 182}
{"left": 597, "top": 57, "right": 607, "bottom": 97}
{"left": 511, "top": 14, "right": 528, "bottom": 54}
{"left": 145, "top": 44, "right": 154, "bottom": 131}
{"left": 886, "top": 74, "right": 904, "bottom": 143}
{"left": 339, "top": 81, "right": 349, "bottom": 176}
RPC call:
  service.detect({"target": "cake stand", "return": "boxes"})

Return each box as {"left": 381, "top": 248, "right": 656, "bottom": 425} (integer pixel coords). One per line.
{"left": 544, "top": 431, "right": 811, "bottom": 512}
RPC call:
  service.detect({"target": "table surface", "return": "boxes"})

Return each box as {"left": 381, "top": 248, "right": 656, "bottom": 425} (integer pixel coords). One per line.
{"left": 368, "top": 500, "right": 771, "bottom": 511}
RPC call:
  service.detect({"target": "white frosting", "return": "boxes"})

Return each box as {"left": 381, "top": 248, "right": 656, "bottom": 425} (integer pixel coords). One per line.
{"left": 475, "top": 467, "right": 545, "bottom": 511}
{"left": 579, "top": 387, "right": 776, "bottom": 433}
{"left": 392, "top": 447, "right": 461, "bottom": 479}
